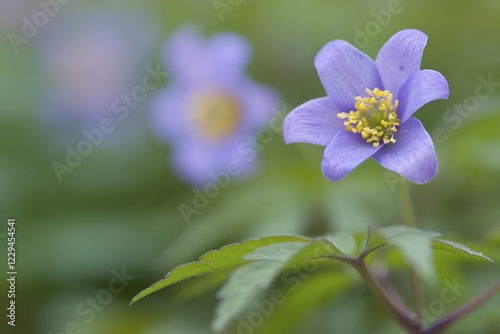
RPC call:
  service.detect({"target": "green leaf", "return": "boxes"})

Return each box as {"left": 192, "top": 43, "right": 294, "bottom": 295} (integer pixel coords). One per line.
{"left": 213, "top": 241, "right": 314, "bottom": 331}
{"left": 379, "top": 225, "right": 442, "bottom": 240}
{"left": 258, "top": 272, "right": 352, "bottom": 334}
{"left": 212, "top": 260, "right": 285, "bottom": 332}
{"left": 285, "top": 238, "right": 352, "bottom": 265}
{"left": 243, "top": 242, "right": 311, "bottom": 261}
{"left": 363, "top": 226, "right": 440, "bottom": 282}
{"left": 244, "top": 239, "right": 351, "bottom": 263}
{"left": 363, "top": 225, "right": 441, "bottom": 255}
{"left": 131, "top": 235, "right": 311, "bottom": 304}
{"left": 212, "top": 238, "right": 352, "bottom": 331}
{"left": 361, "top": 226, "right": 494, "bottom": 282}
{"left": 363, "top": 226, "right": 385, "bottom": 253}
{"left": 388, "top": 231, "right": 435, "bottom": 282}
{"left": 432, "top": 239, "right": 494, "bottom": 263}
{"left": 325, "top": 232, "right": 358, "bottom": 258}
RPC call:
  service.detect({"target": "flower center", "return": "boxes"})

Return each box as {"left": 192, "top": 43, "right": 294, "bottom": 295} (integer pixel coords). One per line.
{"left": 337, "top": 88, "right": 400, "bottom": 148}
{"left": 189, "top": 90, "right": 240, "bottom": 141}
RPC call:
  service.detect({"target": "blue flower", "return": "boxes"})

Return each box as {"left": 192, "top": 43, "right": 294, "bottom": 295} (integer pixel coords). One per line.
{"left": 150, "top": 26, "right": 280, "bottom": 185}
{"left": 284, "top": 29, "right": 449, "bottom": 183}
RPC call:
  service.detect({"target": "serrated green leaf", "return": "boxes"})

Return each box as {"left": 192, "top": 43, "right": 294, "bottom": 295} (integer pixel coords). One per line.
{"left": 213, "top": 241, "right": 313, "bottom": 331}
{"left": 243, "top": 242, "right": 310, "bottom": 261}
{"left": 212, "top": 260, "right": 284, "bottom": 332}
{"left": 212, "top": 238, "right": 352, "bottom": 331}
{"left": 258, "top": 272, "right": 352, "bottom": 334}
{"left": 325, "top": 232, "right": 357, "bottom": 258}
{"left": 433, "top": 239, "right": 494, "bottom": 263}
{"left": 362, "top": 226, "right": 386, "bottom": 254}
{"left": 361, "top": 226, "right": 494, "bottom": 281}
{"left": 390, "top": 231, "right": 435, "bottom": 282}
{"left": 285, "top": 238, "right": 352, "bottom": 265}
{"left": 172, "top": 269, "right": 233, "bottom": 302}
{"left": 363, "top": 225, "right": 441, "bottom": 254}
{"left": 131, "top": 235, "right": 311, "bottom": 304}
{"left": 363, "top": 226, "right": 440, "bottom": 282}
{"left": 380, "top": 225, "right": 442, "bottom": 239}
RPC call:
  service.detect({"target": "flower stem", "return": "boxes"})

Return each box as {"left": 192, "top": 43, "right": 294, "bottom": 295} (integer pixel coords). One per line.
{"left": 398, "top": 179, "right": 416, "bottom": 228}
{"left": 397, "top": 180, "right": 423, "bottom": 320}
{"left": 425, "top": 281, "right": 500, "bottom": 334}
{"left": 351, "top": 259, "right": 424, "bottom": 333}
{"left": 410, "top": 267, "right": 423, "bottom": 320}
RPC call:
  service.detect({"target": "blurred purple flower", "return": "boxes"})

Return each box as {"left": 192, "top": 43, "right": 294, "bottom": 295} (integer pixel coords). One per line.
{"left": 0, "top": 0, "right": 33, "bottom": 29}
{"left": 39, "top": 10, "right": 155, "bottom": 127}
{"left": 151, "top": 26, "right": 280, "bottom": 185}
{"left": 284, "top": 29, "right": 449, "bottom": 183}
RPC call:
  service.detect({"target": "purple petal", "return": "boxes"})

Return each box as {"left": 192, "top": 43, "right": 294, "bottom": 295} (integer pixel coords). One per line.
{"left": 376, "top": 29, "right": 428, "bottom": 96}
{"left": 172, "top": 146, "right": 222, "bottom": 185}
{"left": 164, "top": 25, "right": 203, "bottom": 82}
{"left": 397, "top": 70, "right": 449, "bottom": 123}
{"left": 236, "top": 79, "right": 281, "bottom": 133}
{"left": 206, "top": 32, "right": 252, "bottom": 75}
{"left": 315, "top": 40, "right": 381, "bottom": 112}
{"left": 372, "top": 118, "right": 437, "bottom": 183}
{"left": 149, "top": 86, "right": 190, "bottom": 143}
{"left": 321, "top": 130, "right": 381, "bottom": 182}
{"left": 165, "top": 26, "right": 251, "bottom": 87}
{"left": 172, "top": 140, "right": 256, "bottom": 185}
{"left": 284, "top": 97, "right": 344, "bottom": 146}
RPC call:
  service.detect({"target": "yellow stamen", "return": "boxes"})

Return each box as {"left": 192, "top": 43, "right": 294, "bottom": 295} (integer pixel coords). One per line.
{"left": 337, "top": 88, "right": 400, "bottom": 147}
{"left": 189, "top": 90, "right": 240, "bottom": 141}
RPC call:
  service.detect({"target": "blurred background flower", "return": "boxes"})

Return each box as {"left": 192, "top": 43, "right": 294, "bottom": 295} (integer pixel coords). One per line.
{"left": 150, "top": 25, "right": 281, "bottom": 185}
{"left": 38, "top": 8, "right": 155, "bottom": 128}
{"left": 0, "top": 0, "right": 34, "bottom": 30}
{"left": 0, "top": 1, "right": 499, "bottom": 334}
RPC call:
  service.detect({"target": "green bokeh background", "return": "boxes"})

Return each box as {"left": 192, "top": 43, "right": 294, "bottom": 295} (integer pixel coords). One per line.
{"left": 1, "top": 0, "right": 499, "bottom": 333}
